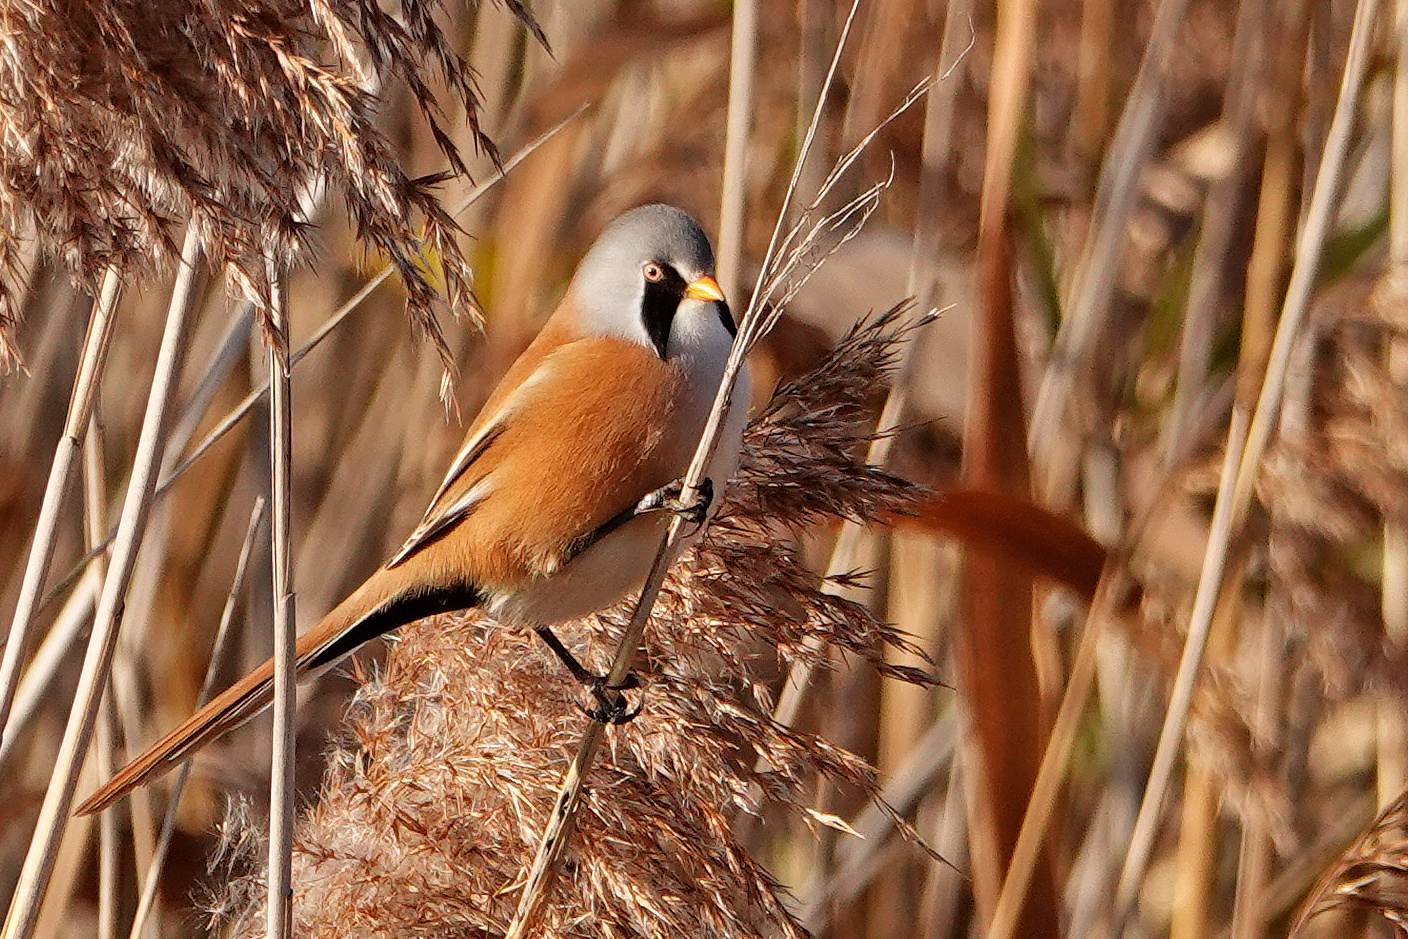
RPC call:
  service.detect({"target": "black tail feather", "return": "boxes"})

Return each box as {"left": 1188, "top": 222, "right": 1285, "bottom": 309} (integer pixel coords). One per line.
{"left": 308, "top": 581, "right": 480, "bottom": 670}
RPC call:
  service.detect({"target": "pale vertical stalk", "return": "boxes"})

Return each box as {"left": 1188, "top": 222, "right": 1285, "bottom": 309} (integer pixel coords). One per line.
{"left": 793, "top": 0, "right": 829, "bottom": 225}
{"left": 83, "top": 416, "right": 118, "bottom": 939}
{"left": 1169, "top": 572, "right": 1245, "bottom": 939}
{"left": 1111, "top": 407, "right": 1244, "bottom": 931}
{"left": 265, "top": 262, "right": 297, "bottom": 939}
{"left": 94, "top": 696, "right": 119, "bottom": 939}
{"left": 717, "top": 0, "right": 758, "bottom": 298}
{"left": 1229, "top": 60, "right": 1301, "bottom": 937}
{"left": 0, "top": 579, "right": 97, "bottom": 770}
{"left": 0, "top": 267, "right": 121, "bottom": 735}
{"left": 1378, "top": 0, "right": 1408, "bottom": 809}
{"left": 1071, "top": 0, "right": 1115, "bottom": 167}
{"left": 1029, "top": 0, "right": 1191, "bottom": 490}
{"left": 1111, "top": 0, "right": 1380, "bottom": 927}
{"left": 1164, "top": 0, "right": 1267, "bottom": 456}
{"left": 1, "top": 224, "right": 202, "bottom": 939}
{"left": 128, "top": 500, "right": 266, "bottom": 939}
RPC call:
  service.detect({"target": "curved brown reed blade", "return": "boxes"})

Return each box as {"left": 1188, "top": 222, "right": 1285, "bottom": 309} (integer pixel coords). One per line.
{"left": 892, "top": 488, "right": 1110, "bottom": 602}
{"left": 0, "top": 0, "right": 543, "bottom": 372}
{"left": 966, "top": 22, "right": 1058, "bottom": 914}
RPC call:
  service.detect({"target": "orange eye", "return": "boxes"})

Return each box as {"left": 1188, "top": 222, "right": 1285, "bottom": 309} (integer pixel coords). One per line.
{"left": 643, "top": 262, "right": 665, "bottom": 282}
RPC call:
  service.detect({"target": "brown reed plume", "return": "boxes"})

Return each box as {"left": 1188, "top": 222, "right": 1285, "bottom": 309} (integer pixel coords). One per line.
{"left": 1295, "top": 789, "right": 1408, "bottom": 937}
{"left": 200, "top": 312, "right": 935, "bottom": 937}
{"left": 0, "top": 0, "right": 542, "bottom": 371}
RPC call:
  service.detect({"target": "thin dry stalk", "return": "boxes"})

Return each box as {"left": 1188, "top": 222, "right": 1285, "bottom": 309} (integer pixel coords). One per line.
{"left": 716, "top": 0, "right": 757, "bottom": 298}
{"left": 95, "top": 695, "right": 119, "bottom": 939}
{"left": 1, "top": 224, "right": 203, "bottom": 939}
{"left": 1112, "top": 406, "right": 1246, "bottom": 930}
{"left": 985, "top": 575, "right": 1118, "bottom": 939}
{"left": 264, "top": 261, "right": 296, "bottom": 939}
{"left": 1112, "top": 0, "right": 1381, "bottom": 924}
{"left": 1229, "top": 18, "right": 1306, "bottom": 930}
{"left": 82, "top": 412, "right": 117, "bottom": 939}
{"left": 128, "top": 500, "right": 266, "bottom": 939}
{"left": 0, "top": 267, "right": 121, "bottom": 735}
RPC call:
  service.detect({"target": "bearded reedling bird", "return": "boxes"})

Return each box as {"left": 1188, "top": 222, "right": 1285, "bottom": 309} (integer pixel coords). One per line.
{"left": 76, "top": 204, "right": 749, "bottom": 816}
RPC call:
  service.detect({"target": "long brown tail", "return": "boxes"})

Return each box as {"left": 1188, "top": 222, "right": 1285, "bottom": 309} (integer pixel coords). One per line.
{"left": 75, "top": 567, "right": 480, "bottom": 816}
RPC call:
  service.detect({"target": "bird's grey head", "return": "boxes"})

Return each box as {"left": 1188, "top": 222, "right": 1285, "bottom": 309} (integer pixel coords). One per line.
{"left": 569, "top": 204, "right": 737, "bottom": 358}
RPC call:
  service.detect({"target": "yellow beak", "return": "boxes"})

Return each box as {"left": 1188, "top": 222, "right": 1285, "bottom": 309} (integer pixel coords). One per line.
{"left": 683, "top": 275, "right": 726, "bottom": 303}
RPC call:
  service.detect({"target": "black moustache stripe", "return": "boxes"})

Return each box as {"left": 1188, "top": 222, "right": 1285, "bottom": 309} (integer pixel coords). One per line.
{"left": 641, "top": 269, "right": 685, "bottom": 358}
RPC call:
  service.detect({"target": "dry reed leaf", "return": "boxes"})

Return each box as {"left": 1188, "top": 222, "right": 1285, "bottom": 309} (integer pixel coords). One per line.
{"left": 0, "top": 0, "right": 542, "bottom": 372}
{"left": 895, "top": 487, "right": 1109, "bottom": 600}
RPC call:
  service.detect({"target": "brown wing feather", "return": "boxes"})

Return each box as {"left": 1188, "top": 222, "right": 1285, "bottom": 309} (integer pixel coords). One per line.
{"left": 415, "top": 337, "right": 685, "bottom": 590}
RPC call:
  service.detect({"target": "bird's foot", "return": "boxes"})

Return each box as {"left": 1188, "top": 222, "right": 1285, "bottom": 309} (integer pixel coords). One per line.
{"left": 636, "top": 477, "right": 713, "bottom": 533}
{"left": 533, "top": 627, "right": 643, "bottom": 724}
{"left": 582, "top": 674, "right": 643, "bottom": 725}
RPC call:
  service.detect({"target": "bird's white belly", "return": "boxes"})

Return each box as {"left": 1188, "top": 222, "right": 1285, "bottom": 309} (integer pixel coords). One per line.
{"left": 487, "top": 510, "right": 673, "bottom": 626}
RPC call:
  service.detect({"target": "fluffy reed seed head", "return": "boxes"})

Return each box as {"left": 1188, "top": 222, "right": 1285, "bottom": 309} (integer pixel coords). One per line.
{"left": 204, "top": 312, "right": 935, "bottom": 938}
{"left": 1299, "top": 790, "right": 1408, "bottom": 936}
{"left": 0, "top": 0, "right": 543, "bottom": 370}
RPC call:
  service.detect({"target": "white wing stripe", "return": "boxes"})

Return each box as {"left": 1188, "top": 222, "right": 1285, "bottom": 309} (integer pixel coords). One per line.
{"left": 388, "top": 476, "right": 494, "bottom": 567}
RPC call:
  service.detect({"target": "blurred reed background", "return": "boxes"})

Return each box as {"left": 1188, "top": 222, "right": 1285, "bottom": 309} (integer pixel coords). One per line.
{"left": 4, "top": 0, "right": 1408, "bottom": 936}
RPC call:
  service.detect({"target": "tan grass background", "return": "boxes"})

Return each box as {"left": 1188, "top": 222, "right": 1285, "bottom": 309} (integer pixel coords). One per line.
{"left": 3, "top": 0, "right": 1408, "bottom": 936}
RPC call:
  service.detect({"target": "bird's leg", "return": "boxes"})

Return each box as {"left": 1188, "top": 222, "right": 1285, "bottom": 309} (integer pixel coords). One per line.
{"left": 532, "top": 626, "right": 642, "bottom": 724}
{"left": 634, "top": 476, "right": 714, "bottom": 532}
